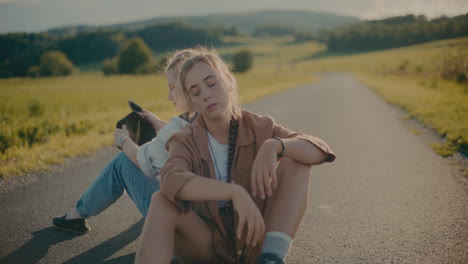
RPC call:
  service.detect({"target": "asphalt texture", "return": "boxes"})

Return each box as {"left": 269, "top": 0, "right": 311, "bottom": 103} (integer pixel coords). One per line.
{"left": 0, "top": 73, "right": 467, "bottom": 264}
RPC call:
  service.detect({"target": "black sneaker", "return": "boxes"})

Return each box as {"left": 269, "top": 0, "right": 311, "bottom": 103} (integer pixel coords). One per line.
{"left": 257, "top": 252, "right": 285, "bottom": 264}
{"left": 52, "top": 214, "right": 90, "bottom": 234}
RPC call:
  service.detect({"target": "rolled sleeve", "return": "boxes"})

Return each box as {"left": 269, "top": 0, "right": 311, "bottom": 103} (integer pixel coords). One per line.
{"left": 136, "top": 116, "right": 188, "bottom": 177}
{"left": 273, "top": 122, "right": 336, "bottom": 165}
{"left": 136, "top": 142, "right": 160, "bottom": 177}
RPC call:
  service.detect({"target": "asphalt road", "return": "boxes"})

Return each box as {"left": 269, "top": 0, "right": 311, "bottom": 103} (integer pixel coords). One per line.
{"left": 0, "top": 73, "right": 467, "bottom": 264}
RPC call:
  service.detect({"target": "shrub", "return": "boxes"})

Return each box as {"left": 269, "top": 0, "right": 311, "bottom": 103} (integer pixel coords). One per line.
{"left": 117, "top": 37, "right": 154, "bottom": 74}
{"left": 27, "top": 100, "right": 45, "bottom": 117}
{"left": 16, "top": 120, "right": 60, "bottom": 148}
{"left": 102, "top": 57, "right": 118, "bottom": 76}
{"left": 38, "top": 50, "right": 76, "bottom": 77}
{"left": 232, "top": 50, "right": 253, "bottom": 73}
{"left": 441, "top": 48, "right": 468, "bottom": 83}
{"left": 64, "top": 120, "right": 93, "bottom": 137}
{"left": 27, "top": 66, "right": 40, "bottom": 78}
{"left": 0, "top": 133, "right": 11, "bottom": 154}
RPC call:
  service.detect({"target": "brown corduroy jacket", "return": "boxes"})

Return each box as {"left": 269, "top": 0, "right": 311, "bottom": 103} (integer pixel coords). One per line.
{"left": 160, "top": 110, "right": 336, "bottom": 263}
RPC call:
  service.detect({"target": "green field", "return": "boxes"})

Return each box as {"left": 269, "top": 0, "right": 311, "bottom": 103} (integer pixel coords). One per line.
{"left": 1, "top": 37, "right": 467, "bottom": 178}
{"left": 0, "top": 38, "right": 316, "bottom": 178}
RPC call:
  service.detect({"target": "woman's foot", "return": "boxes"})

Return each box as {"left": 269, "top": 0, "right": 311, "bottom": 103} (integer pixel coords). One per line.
{"left": 52, "top": 215, "right": 90, "bottom": 234}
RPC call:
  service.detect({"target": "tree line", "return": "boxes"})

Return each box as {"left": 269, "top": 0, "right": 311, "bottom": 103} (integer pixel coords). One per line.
{"left": 323, "top": 14, "right": 468, "bottom": 51}
{"left": 0, "top": 22, "right": 228, "bottom": 78}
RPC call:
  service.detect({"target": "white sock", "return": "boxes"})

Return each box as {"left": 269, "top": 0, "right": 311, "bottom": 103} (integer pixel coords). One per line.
{"left": 66, "top": 208, "right": 83, "bottom": 220}
{"left": 260, "top": 231, "right": 293, "bottom": 260}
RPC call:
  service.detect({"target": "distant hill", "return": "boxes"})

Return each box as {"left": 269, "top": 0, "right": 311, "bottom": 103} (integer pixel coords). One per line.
{"left": 47, "top": 9, "right": 359, "bottom": 36}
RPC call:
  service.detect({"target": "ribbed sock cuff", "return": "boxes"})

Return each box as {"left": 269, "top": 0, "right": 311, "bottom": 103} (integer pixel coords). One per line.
{"left": 260, "top": 231, "right": 293, "bottom": 260}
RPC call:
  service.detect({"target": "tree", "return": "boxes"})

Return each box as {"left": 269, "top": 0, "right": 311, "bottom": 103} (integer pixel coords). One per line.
{"left": 101, "top": 57, "right": 118, "bottom": 76}
{"left": 58, "top": 30, "right": 123, "bottom": 65}
{"left": 117, "top": 37, "right": 154, "bottom": 74}
{"left": 38, "top": 50, "right": 75, "bottom": 77}
{"left": 232, "top": 50, "right": 253, "bottom": 73}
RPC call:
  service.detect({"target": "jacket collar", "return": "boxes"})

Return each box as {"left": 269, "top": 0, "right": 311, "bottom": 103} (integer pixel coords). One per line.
{"left": 191, "top": 110, "right": 256, "bottom": 161}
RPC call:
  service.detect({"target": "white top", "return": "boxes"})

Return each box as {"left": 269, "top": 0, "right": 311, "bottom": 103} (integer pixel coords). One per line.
{"left": 207, "top": 131, "right": 230, "bottom": 207}
{"left": 136, "top": 116, "right": 189, "bottom": 177}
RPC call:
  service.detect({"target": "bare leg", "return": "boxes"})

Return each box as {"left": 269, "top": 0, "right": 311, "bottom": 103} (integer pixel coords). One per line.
{"left": 135, "top": 191, "right": 215, "bottom": 264}
{"left": 263, "top": 157, "right": 311, "bottom": 238}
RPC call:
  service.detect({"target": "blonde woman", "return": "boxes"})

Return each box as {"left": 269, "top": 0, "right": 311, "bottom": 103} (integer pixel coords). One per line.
{"left": 52, "top": 49, "right": 199, "bottom": 234}
{"left": 136, "top": 49, "right": 336, "bottom": 264}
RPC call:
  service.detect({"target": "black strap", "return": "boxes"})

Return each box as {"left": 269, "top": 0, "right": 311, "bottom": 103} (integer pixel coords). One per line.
{"left": 227, "top": 119, "right": 238, "bottom": 182}
{"left": 178, "top": 112, "right": 198, "bottom": 124}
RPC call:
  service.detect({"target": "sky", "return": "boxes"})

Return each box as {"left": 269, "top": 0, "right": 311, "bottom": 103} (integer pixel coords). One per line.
{"left": 0, "top": 0, "right": 467, "bottom": 33}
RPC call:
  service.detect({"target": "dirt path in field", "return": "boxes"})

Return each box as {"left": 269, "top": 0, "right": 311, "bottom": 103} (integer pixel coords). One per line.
{"left": 1, "top": 73, "right": 467, "bottom": 264}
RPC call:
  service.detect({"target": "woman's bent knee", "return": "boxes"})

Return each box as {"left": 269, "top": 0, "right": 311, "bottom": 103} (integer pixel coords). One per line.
{"left": 277, "top": 157, "right": 311, "bottom": 181}
{"left": 149, "top": 191, "right": 180, "bottom": 216}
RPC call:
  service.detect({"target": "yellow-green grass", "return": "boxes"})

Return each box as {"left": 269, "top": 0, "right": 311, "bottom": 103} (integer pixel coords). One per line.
{"left": 296, "top": 37, "right": 468, "bottom": 157}
{"left": 0, "top": 38, "right": 316, "bottom": 178}
{"left": 297, "top": 37, "right": 468, "bottom": 75}
{"left": 357, "top": 73, "right": 467, "bottom": 157}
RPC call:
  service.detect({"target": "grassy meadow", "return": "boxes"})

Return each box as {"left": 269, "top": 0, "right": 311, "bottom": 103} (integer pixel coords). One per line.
{"left": 1, "top": 36, "right": 467, "bottom": 178}
{"left": 0, "top": 38, "right": 315, "bottom": 178}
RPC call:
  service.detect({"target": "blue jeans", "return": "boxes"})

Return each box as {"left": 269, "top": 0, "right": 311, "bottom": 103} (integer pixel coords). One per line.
{"left": 75, "top": 152, "right": 160, "bottom": 218}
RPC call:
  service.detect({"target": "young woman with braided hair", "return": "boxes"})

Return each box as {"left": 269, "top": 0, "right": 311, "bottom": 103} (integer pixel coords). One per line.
{"left": 135, "top": 49, "right": 336, "bottom": 264}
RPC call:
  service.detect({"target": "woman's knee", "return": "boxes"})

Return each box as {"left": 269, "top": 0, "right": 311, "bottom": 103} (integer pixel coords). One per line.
{"left": 149, "top": 191, "right": 180, "bottom": 217}
{"left": 276, "top": 157, "right": 311, "bottom": 183}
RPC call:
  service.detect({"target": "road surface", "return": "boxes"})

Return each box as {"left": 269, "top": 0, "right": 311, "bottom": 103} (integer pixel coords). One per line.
{"left": 1, "top": 73, "right": 467, "bottom": 264}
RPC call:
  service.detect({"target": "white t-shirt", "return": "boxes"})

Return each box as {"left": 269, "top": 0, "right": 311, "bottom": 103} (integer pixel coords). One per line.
{"left": 207, "top": 131, "right": 230, "bottom": 207}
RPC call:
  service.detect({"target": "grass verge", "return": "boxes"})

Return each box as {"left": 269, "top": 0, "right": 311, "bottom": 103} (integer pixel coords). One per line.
{"left": 0, "top": 38, "right": 316, "bottom": 178}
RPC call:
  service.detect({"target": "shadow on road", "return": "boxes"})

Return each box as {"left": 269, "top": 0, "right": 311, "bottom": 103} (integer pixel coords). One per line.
{"left": 1, "top": 219, "right": 144, "bottom": 264}
{"left": 63, "top": 218, "right": 143, "bottom": 264}
{"left": 0, "top": 227, "right": 79, "bottom": 264}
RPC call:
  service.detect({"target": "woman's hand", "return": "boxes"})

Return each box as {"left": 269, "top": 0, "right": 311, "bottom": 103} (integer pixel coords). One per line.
{"left": 231, "top": 185, "right": 265, "bottom": 246}
{"left": 250, "top": 139, "right": 281, "bottom": 199}
{"left": 139, "top": 109, "right": 166, "bottom": 131}
{"left": 114, "top": 125, "right": 130, "bottom": 146}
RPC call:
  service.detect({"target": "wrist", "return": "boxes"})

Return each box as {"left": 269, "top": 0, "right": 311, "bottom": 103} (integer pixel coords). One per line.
{"left": 117, "top": 135, "right": 129, "bottom": 150}
{"left": 229, "top": 184, "right": 244, "bottom": 200}
{"left": 153, "top": 119, "right": 166, "bottom": 131}
{"left": 270, "top": 138, "right": 285, "bottom": 155}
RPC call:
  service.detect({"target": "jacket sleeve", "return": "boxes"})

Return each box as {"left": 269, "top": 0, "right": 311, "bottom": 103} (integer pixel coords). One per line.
{"left": 136, "top": 116, "right": 188, "bottom": 177}
{"left": 272, "top": 121, "right": 336, "bottom": 165}
{"left": 159, "top": 135, "right": 197, "bottom": 213}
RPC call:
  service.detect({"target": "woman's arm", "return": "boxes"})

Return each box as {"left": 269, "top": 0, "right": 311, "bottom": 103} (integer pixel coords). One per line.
{"left": 160, "top": 138, "right": 265, "bottom": 246}
{"left": 115, "top": 115, "right": 187, "bottom": 172}
{"left": 139, "top": 109, "right": 167, "bottom": 131}
{"left": 121, "top": 139, "right": 140, "bottom": 167}
{"left": 177, "top": 176, "right": 265, "bottom": 246}
{"left": 251, "top": 120, "right": 336, "bottom": 199}
{"left": 269, "top": 137, "right": 330, "bottom": 165}
{"left": 114, "top": 125, "right": 140, "bottom": 167}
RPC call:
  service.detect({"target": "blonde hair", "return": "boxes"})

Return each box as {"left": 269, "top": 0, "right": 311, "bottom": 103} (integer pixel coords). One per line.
{"left": 164, "top": 48, "right": 201, "bottom": 74}
{"left": 162, "top": 48, "right": 204, "bottom": 113}
{"left": 177, "top": 48, "right": 242, "bottom": 120}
